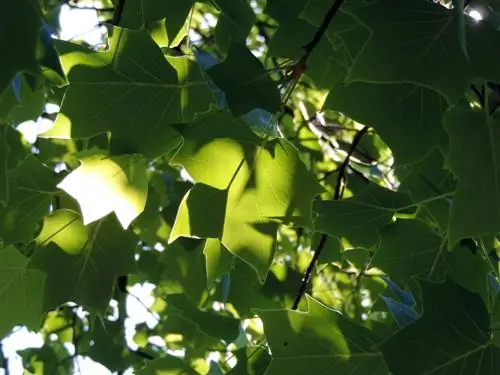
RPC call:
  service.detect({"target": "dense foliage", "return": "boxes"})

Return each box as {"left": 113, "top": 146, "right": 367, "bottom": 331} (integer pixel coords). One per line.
{"left": 2, "top": 0, "right": 500, "bottom": 373}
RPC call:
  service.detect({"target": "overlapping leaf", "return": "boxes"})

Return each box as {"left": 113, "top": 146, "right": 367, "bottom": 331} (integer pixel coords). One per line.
{"left": 57, "top": 152, "right": 148, "bottom": 229}
{"left": 0, "top": 155, "right": 57, "bottom": 245}
{"left": 324, "top": 82, "right": 448, "bottom": 164}
{"left": 374, "top": 220, "right": 490, "bottom": 297}
{"left": 0, "top": 0, "right": 40, "bottom": 90}
{"left": 0, "top": 76, "right": 45, "bottom": 124}
{"left": 346, "top": 0, "right": 500, "bottom": 101}
{"left": 29, "top": 209, "right": 137, "bottom": 310}
{"left": 259, "top": 295, "right": 389, "bottom": 374}
{"left": 443, "top": 105, "right": 500, "bottom": 247}
{"left": 43, "top": 27, "right": 214, "bottom": 158}
{"left": 314, "top": 184, "right": 412, "bottom": 249}
{"left": 207, "top": 43, "right": 281, "bottom": 117}
{"left": 0, "top": 246, "right": 46, "bottom": 337}
{"left": 120, "top": 0, "right": 197, "bottom": 45}
{"left": 170, "top": 111, "right": 323, "bottom": 280}
{"left": 212, "top": 0, "right": 256, "bottom": 53}
{"left": 380, "top": 279, "right": 500, "bottom": 375}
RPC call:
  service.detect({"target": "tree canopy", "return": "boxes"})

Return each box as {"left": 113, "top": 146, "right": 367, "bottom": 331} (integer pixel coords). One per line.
{"left": 2, "top": 0, "right": 500, "bottom": 373}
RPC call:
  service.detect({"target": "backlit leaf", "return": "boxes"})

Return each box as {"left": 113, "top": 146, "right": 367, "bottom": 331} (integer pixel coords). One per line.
{"left": 57, "top": 152, "right": 148, "bottom": 229}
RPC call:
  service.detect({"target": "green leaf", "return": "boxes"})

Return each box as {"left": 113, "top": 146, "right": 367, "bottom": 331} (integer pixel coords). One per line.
{"left": 43, "top": 27, "right": 213, "bottom": 158}
{"left": 57, "top": 152, "right": 148, "bottom": 229}
{"left": 28, "top": 209, "right": 137, "bottom": 310}
{"left": 0, "top": 0, "right": 40, "bottom": 90}
{"left": 137, "top": 355, "right": 199, "bottom": 375}
{"left": 379, "top": 278, "right": 500, "bottom": 375}
{"left": 213, "top": 0, "right": 256, "bottom": 54}
{"left": 167, "top": 293, "right": 239, "bottom": 343}
{"left": 0, "top": 76, "right": 45, "bottom": 124}
{"left": 314, "top": 184, "right": 412, "bottom": 249}
{"left": 346, "top": 0, "right": 500, "bottom": 101}
{"left": 0, "top": 155, "right": 57, "bottom": 245}
{"left": 398, "top": 149, "right": 455, "bottom": 231}
{"left": 0, "top": 246, "right": 46, "bottom": 336}
{"left": 120, "top": 0, "right": 196, "bottom": 46}
{"left": 443, "top": 105, "right": 500, "bottom": 247}
{"left": 266, "top": 0, "right": 315, "bottom": 59}
{"left": 204, "top": 238, "right": 234, "bottom": 287}
{"left": 227, "top": 347, "right": 271, "bottom": 375}
{"left": 374, "top": 220, "right": 490, "bottom": 297}
{"left": 324, "top": 82, "right": 448, "bottom": 164}
{"left": 170, "top": 111, "right": 322, "bottom": 280}
{"left": 258, "top": 295, "right": 388, "bottom": 374}
{"left": 87, "top": 319, "right": 132, "bottom": 372}
{"left": 207, "top": 43, "right": 281, "bottom": 117}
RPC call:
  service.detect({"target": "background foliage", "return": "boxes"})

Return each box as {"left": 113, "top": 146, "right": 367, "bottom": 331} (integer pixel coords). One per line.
{"left": 2, "top": 0, "right": 500, "bottom": 373}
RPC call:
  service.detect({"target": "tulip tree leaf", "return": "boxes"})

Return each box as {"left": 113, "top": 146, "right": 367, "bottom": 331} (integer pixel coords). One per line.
{"left": 347, "top": 0, "right": 500, "bottom": 101}
{"left": 203, "top": 238, "right": 234, "bottom": 287}
{"left": 314, "top": 184, "right": 412, "bottom": 249}
{"left": 443, "top": 105, "right": 500, "bottom": 248}
{"left": 323, "top": 82, "right": 448, "bottom": 164}
{"left": 212, "top": 0, "right": 256, "bottom": 53}
{"left": 120, "top": 0, "right": 197, "bottom": 45}
{"left": 0, "top": 76, "right": 45, "bottom": 124}
{"left": 379, "top": 279, "right": 500, "bottom": 375}
{"left": 28, "top": 209, "right": 137, "bottom": 310}
{"left": 0, "top": 155, "right": 57, "bottom": 245}
{"left": 57, "top": 152, "right": 148, "bottom": 229}
{"left": 207, "top": 43, "right": 281, "bottom": 117}
{"left": 170, "top": 111, "right": 323, "bottom": 280}
{"left": 0, "top": 0, "right": 40, "bottom": 90}
{"left": 43, "top": 27, "right": 213, "bottom": 159}
{"left": 0, "top": 246, "right": 46, "bottom": 337}
{"left": 374, "top": 220, "right": 490, "bottom": 298}
{"left": 258, "top": 295, "right": 389, "bottom": 374}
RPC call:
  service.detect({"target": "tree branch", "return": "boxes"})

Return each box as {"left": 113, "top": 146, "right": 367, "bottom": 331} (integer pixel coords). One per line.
{"left": 291, "top": 126, "right": 369, "bottom": 310}
{"left": 302, "top": 0, "right": 346, "bottom": 63}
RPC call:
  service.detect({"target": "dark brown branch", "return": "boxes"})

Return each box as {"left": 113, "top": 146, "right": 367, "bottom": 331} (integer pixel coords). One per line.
{"left": 302, "top": 0, "right": 346, "bottom": 63}
{"left": 291, "top": 126, "right": 369, "bottom": 310}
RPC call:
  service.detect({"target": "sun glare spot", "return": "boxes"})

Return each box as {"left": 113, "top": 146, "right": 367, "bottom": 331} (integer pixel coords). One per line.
{"left": 468, "top": 8, "right": 484, "bottom": 22}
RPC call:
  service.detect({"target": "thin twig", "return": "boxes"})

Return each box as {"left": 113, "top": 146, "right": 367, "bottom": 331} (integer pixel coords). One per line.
{"left": 291, "top": 126, "right": 369, "bottom": 310}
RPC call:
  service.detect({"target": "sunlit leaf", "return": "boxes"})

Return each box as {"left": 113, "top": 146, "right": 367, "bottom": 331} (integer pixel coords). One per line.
{"left": 57, "top": 152, "right": 148, "bottom": 229}
{"left": 29, "top": 209, "right": 137, "bottom": 310}
{"left": 43, "top": 27, "right": 214, "bottom": 159}
{"left": 258, "top": 295, "right": 389, "bottom": 374}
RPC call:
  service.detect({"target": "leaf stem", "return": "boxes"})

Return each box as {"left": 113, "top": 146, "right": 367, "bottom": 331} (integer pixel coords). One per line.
{"left": 291, "top": 126, "right": 369, "bottom": 310}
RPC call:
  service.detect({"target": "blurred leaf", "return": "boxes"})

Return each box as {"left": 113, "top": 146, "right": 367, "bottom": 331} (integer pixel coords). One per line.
{"left": 0, "top": 0, "right": 40, "bottom": 90}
